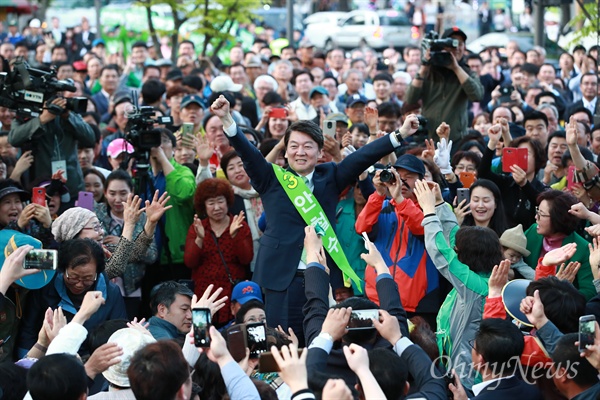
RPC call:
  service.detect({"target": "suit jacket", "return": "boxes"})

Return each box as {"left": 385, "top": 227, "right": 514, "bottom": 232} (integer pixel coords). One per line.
{"left": 227, "top": 126, "right": 397, "bottom": 291}
{"left": 474, "top": 376, "right": 543, "bottom": 399}
{"left": 92, "top": 91, "right": 109, "bottom": 117}
{"left": 75, "top": 31, "right": 96, "bottom": 52}
{"left": 565, "top": 98, "right": 598, "bottom": 121}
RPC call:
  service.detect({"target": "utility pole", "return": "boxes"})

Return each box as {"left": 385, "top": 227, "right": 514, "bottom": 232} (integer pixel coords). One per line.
{"left": 287, "top": 0, "right": 294, "bottom": 44}
{"left": 534, "top": 0, "right": 545, "bottom": 47}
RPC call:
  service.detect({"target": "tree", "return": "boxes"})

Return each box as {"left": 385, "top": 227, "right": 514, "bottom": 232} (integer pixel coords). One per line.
{"left": 569, "top": 1, "right": 598, "bottom": 48}
{"left": 137, "top": 0, "right": 265, "bottom": 61}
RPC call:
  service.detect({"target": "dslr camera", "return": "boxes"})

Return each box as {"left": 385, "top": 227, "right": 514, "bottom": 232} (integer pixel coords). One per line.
{"left": 422, "top": 31, "right": 458, "bottom": 67}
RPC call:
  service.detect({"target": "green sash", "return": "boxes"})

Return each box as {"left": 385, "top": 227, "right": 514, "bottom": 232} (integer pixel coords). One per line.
{"left": 272, "top": 164, "right": 362, "bottom": 292}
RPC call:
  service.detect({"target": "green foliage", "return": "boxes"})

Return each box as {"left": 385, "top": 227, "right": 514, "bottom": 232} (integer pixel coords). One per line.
{"left": 568, "top": 2, "right": 598, "bottom": 47}
{"left": 136, "top": 0, "right": 266, "bottom": 58}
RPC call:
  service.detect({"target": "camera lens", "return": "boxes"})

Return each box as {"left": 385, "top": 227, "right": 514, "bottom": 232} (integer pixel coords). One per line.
{"left": 379, "top": 169, "right": 395, "bottom": 183}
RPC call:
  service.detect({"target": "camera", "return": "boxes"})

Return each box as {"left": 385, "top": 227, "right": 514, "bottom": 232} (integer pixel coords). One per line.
{"left": 379, "top": 168, "right": 396, "bottom": 183}
{"left": 0, "top": 60, "right": 87, "bottom": 117}
{"left": 498, "top": 85, "right": 514, "bottom": 104}
{"left": 422, "top": 31, "right": 458, "bottom": 67}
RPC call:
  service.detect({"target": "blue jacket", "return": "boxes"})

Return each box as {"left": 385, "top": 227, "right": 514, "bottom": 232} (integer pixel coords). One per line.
{"left": 147, "top": 316, "right": 186, "bottom": 341}
{"left": 16, "top": 272, "right": 126, "bottom": 357}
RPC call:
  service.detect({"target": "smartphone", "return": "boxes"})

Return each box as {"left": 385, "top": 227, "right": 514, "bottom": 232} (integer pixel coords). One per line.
{"left": 192, "top": 308, "right": 211, "bottom": 348}
{"left": 246, "top": 322, "right": 268, "bottom": 358}
{"left": 181, "top": 122, "right": 195, "bottom": 148}
{"left": 32, "top": 187, "right": 46, "bottom": 206}
{"left": 23, "top": 249, "right": 58, "bottom": 270}
{"left": 499, "top": 85, "right": 514, "bottom": 104}
{"left": 458, "top": 171, "right": 476, "bottom": 189}
{"left": 269, "top": 107, "right": 287, "bottom": 119}
{"left": 226, "top": 325, "right": 247, "bottom": 362}
{"left": 322, "top": 120, "right": 336, "bottom": 137}
{"left": 567, "top": 165, "right": 577, "bottom": 191}
{"left": 457, "top": 188, "right": 470, "bottom": 206}
{"left": 77, "top": 191, "right": 95, "bottom": 211}
{"left": 579, "top": 315, "right": 596, "bottom": 352}
{"left": 347, "top": 309, "right": 379, "bottom": 330}
{"left": 361, "top": 231, "right": 371, "bottom": 250}
{"left": 258, "top": 349, "right": 304, "bottom": 373}
{"left": 502, "top": 147, "right": 528, "bottom": 173}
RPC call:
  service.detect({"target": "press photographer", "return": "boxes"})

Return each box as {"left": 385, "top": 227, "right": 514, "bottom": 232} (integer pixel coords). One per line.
{"left": 405, "top": 27, "right": 484, "bottom": 143}
{"left": 5, "top": 61, "right": 94, "bottom": 204}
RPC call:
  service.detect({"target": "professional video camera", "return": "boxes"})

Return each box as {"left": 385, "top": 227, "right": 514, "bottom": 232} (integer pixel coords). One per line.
{"left": 0, "top": 60, "right": 87, "bottom": 117}
{"left": 124, "top": 92, "right": 172, "bottom": 171}
{"left": 422, "top": 31, "right": 458, "bottom": 68}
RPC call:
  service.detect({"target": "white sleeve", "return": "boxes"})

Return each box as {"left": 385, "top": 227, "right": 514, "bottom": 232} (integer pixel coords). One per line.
{"left": 47, "top": 322, "right": 88, "bottom": 356}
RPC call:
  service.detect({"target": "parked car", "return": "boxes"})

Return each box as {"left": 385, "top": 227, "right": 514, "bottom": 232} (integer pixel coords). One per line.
{"left": 322, "top": 9, "right": 419, "bottom": 50}
{"left": 467, "top": 32, "right": 564, "bottom": 63}
{"left": 303, "top": 12, "right": 347, "bottom": 49}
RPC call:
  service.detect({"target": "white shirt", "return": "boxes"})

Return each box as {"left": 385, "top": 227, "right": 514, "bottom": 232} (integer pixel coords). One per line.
{"left": 582, "top": 97, "right": 598, "bottom": 115}
{"left": 472, "top": 375, "right": 515, "bottom": 396}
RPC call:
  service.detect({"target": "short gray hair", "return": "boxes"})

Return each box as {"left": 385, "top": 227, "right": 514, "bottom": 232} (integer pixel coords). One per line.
{"left": 253, "top": 74, "right": 278, "bottom": 92}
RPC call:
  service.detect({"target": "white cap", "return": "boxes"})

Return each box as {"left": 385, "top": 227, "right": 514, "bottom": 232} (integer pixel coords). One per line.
{"left": 29, "top": 19, "right": 41, "bottom": 28}
{"left": 210, "top": 75, "right": 242, "bottom": 92}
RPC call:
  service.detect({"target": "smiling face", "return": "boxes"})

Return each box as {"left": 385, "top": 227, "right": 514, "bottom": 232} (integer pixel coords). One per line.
{"left": 535, "top": 199, "right": 553, "bottom": 236}
{"left": 105, "top": 179, "right": 131, "bottom": 217}
{"left": 547, "top": 136, "right": 567, "bottom": 167}
{"left": 63, "top": 260, "right": 98, "bottom": 295}
{"left": 285, "top": 131, "right": 322, "bottom": 176}
{"left": 77, "top": 216, "right": 104, "bottom": 243}
{"left": 225, "top": 156, "right": 250, "bottom": 189}
{"left": 0, "top": 193, "right": 22, "bottom": 226}
{"left": 85, "top": 173, "right": 104, "bottom": 202}
{"left": 469, "top": 186, "right": 496, "bottom": 227}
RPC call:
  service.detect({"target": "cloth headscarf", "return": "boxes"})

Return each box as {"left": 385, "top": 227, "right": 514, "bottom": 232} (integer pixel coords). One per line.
{"left": 51, "top": 207, "right": 97, "bottom": 242}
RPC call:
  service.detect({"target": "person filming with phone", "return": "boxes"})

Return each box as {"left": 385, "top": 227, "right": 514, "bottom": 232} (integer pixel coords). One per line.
{"left": 8, "top": 95, "right": 95, "bottom": 205}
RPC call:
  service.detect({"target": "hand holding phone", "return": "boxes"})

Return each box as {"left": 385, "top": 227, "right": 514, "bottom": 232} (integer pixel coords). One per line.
{"left": 192, "top": 308, "right": 211, "bottom": 347}
{"left": 246, "top": 322, "right": 268, "bottom": 358}
{"left": 77, "top": 191, "right": 94, "bottom": 211}
{"left": 269, "top": 107, "right": 287, "bottom": 119}
{"left": 579, "top": 315, "right": 596, "bottom": 352}
{"left": 502, "top": 147, "right": 528, "bottom": 173}
{"left": 226, "top": 325, "right": 247, "bottom": 362}
{"left": 347, "top": 309, "right": 379, "bottom": 330}
{"left": 23, "top": 249, "right": 58, "bottom": 270}
{"left": 322, "top": 120, "right": 336, "bottom": 137}
{"left": 32, "top": 187, "right": 46, "bottom": 206}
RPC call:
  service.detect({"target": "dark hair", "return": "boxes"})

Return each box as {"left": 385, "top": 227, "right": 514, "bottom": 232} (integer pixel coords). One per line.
{"left": 81, "top": 112, "right": 101, "bottom": 127}
{"left": 368, "top": 348, "right": 408, "bottom": 399}
{"left": 474, "top": 318, "right": 524, "bottom": 374}
{"left": 194, "top": 178, "right": 235, "bottom": 217}
{"left": 262, "top": 91, "right": 284, "bottom": 107}
{"left": 27, "top": 354, "right": 88, "bottom": 400}
{"left": 87, "top": 319, "right": 129, "bottom": 353}
{"left": 421, "top": 157, "right": 445, "bottom": 187}
{"left": 51, "top": 45, "right": 67, "bottom": 55}
{"left": 373, "top": 73, "right": 393, "bottom": 83}
{"left": 182, "top": 75, "right": 204, "bottom": 91}
{"left": 105, "top": 169, "right": 133, "bottom": 194}
{"left": 284, "top": 120, "right": 324, "bottom": 150}
{"left": 451, "top": 150, "right": 481, "bottom": 170}
{"left": 350, "top": 123, "right": 369, "bottom": 137}
{"left": 408, "top": 316, "right": 438, "bottom": 362}
{"left": 219, "top": 150, "right": 240, "bottom": 180}
{"left": 252, "top": 379, "right": 278, "bottom": 400}
{"left": 291, "top": 69, "right": 314, "bottom": 86}
{"left": 0, "top": 362, "right": 28, "bottom": 400}
{"left": 131, "top": 41, "right": 147, "bottom": 50}
{"left": 546, "top": 130, "right": 566, "bottom": 154}
{"left": 58, "top": 238, "right": 105, "bottom": 274}
{"left": 149, "top": 281, "right": 194, "bottom": 315}
{"left": 568, "top": 106, "right": 593, "bottom": 123}
{"left": 193, "top": 353, "right": 227, "bottom": 400}
{"left": 179, "top": 39, "right": 195, "bottom": 50}
{"left": 455, "top": 226, "right": 502, "bottom": 274}
{"left": 526, "top": 277, "right": 585, "bottom": 333}
{"left": 82, "top": 168, "right": 106, "bottom": 201}
{"left": 509, "top": 136, "right": 546, "bottom": 172}
{"left": 166, "top": 84, "right": 193, "bottom": 99}
{"left": 462, "top": 179, "right": 507, "bottom": 237}
{"left": 536, "top": 190, "right": 579, "bottom": 235}
{"left": 523, "top": 110, "right": 548, "bottom": 129}
{"left": 128, "top": 341, "right": 190, "bottom": 400}
{"left": 234, "top": 299, "right": 265, "bottom": 324}
{"left": 100, "top": 64, "right": 119, "bottom": 77}
{"left": 156, "top": 127, "right": 176, "bottom": 147}
{"left": 141, "top": 79, "right": 166, "bottom": 104}
{"left": 552, "top": 333, "right": 600, "bottom": 387}
{"left": 259, "top": 138, "right": 284, "bottom": 159}
{"left": 377, "top": 101, "right": 401, "bottom": 119}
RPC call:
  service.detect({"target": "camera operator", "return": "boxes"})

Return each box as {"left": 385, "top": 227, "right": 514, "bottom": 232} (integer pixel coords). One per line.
{"left": 8, "top": 96, "right": 95, "bottom": 204}
{"left": 405, "top": 27, "right": 484, "bottom": 143}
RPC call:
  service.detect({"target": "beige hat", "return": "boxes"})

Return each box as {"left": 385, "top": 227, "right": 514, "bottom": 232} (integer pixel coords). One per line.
{"left": 499, "top": 224, "right": 530, "bottom": 257}
{"left": 102, "top": 328, "right": 156, "bottom": 387}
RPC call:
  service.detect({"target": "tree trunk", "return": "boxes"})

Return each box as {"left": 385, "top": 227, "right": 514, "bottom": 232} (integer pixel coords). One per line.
{"left": 36, "top": 0, "right": 51, "bottom": 21}
{"left": 145, "top": 3, "right": 164, "bottom": 59}
{"left": 94, "top": 0, "right": 102, "bottom": 36}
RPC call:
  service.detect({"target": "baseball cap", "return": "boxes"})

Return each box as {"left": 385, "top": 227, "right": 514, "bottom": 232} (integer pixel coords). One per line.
{"left": 107, "top": 138, "right": 134, "bottom": 158}
{"left": 29, "top": 19, "right": 41, "bottom": 29}
{"left": 73, "top": 61, "right": 87, "bottom": 72}
{"left": 326, "top": 113, "right": 349, "bottom": 125}
{"left": 166, "top": 69, "right": 183, "bottom": 82}
{"left": 299, "top": 39, "right": 315, "bottom": 49}
{"left": 442, "top": 26, "right": 467, "bottom": 42}
{"left": 502, "top": 279, "right": 534, "bottom": 327}
{"left": 181, "top": 94, "right": 204, "bottom": 109}
{"left": 231, "top": 280, "right": 263, "bottom": 304}
{"left": 92, "top": 38, "right": 106, "bottom": 47}
{"left": 346, "top": 94, "right": 368, "bottom": 108}
{"left": 309, "top": 86, "right": 329, "bottom": 98}
{"left": 210, "top": 75, "right": 242, "bottom": 92}
{"left": 392, "top": 154, "right": 426, "bottom": 177}
{"left": 246, "top": 56, "right": 262, "bottom": 68}
{"left": 8, "top": 20, "right": 17, "bottom": 27}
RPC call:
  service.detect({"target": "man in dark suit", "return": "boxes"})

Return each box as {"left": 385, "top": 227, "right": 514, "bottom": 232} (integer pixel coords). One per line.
{"left": 74, "top": 17, "right": 95, "bottom": 57}
{"left": 91, "top": 65, "right": 119, "bottom": 119}
{"left": 450, "top": 318, "right": 542, "bottom": 399}
{"left": 211, "top": 95, "right": 419, "bottom": 344}
{"left": 566, "top": 72, "right": 598, "bottom": 120}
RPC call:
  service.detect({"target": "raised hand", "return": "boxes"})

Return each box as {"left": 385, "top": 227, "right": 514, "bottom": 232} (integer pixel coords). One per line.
{"left": 210, "top": 95, "right": 231, "bottom": 119}
{"left": 453, "top": 198, "right": 471, "bottom": 226}
{"left": 229, "top": 211, "right": 245, "bottom": 238}
{"left": 541, "top": 242, "right": 577, "bottom": 267}
{"left": 84, "top": 342, "right": 123, "bottom": 379}
{"left": 372, "top": 309, "right": 402, "bottom": 346}
{"left": 520, "top": 289, "right": 548, "bottom": 328}
{"left": 435, "top": 121, "right": 450, "bottom": 142}
{"left": 589, "top": 237, "right": 600, "bottom": 280}
{"left": 0, "top": 245, "right": 37, "bottom": 294}
{"left": 566, "top": 116, "right": 578, "bottom": 147}
{"left": 510, "top": 165, "right": 527, "bottom": 187}
{"left": 144, "top": 190, "right": 172, "bottom": 224}
{"left": 343, "top": 343, "right": 370, "bottom": 375}
{"left": 421, "top": 138, "right": 435, "bottom": 161}
{"left": 43, "top": 306, "right": 67, "bottom": 344}
{"left": 196, "top": 134, "right": 214, "bottom": 166}
{"left": 127, "top": 317, "right": 152, "bottom": 336}
{"left": 73, "top": 291, "right": 105, "bottom": 325}
{"left": 570, "top": 202, "right": 592, "bottom": 221}
{"left": 364, "top": 106, "right": 379, "bottom": 133}
{"left": 412, "top": 179, "right": 436, "bottom": 214}
{"left": 487, "top": 124, "right": 502, "bottom": 144}
{"left": 488, "top": 259, "right": 511, "bottom": 298}
{"left": 270, "top": 344, "right": 308, "bottom": 393}
{"left": 556, "top": 261, "right": 580, "bottom": 283}
{"left": 123, "top": 193, "right": 145, "bottom": 226}
{"left": 321, "top": 307, "right": 351, "bottom": 342}
{"left": 192, "top": 284, "right": 228, "bottom": 318}
{"left": 434, "top": 137, "right": 453, "bottom": 174}
{"left": 17, "top": 203, "right": 37, "bottom": 228}
{"left": 360, "top": 241, "right": 387, "bottom": 274}
{"left": 276, "top": 325, "right": 299, "bottom": 347}
{"left": 193, "top": 214, "right": 205, "bottom": 240}
{"left": 398, "top": 114, "right": 419, "bottom": 139}
{"left": 322, "top": 379, "right": 352, "bottom": 400}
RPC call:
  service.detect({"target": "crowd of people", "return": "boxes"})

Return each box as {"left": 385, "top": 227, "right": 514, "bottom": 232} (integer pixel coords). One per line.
{"left": 0, "top": 10, "right": 599, "bottom": 400}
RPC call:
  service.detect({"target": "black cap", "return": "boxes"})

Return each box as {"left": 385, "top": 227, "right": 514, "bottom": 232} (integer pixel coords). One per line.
{"left": 166, "top": 68, "right": 183, "bottom": 81}
{"left": 392, "top": 154, "right": 426, "bottom": 177}
{"left": 0, "top": 186, "right": 29, "bottom": 202}
{"left": 442, "top": 26, "right": 467, "bottom": 42}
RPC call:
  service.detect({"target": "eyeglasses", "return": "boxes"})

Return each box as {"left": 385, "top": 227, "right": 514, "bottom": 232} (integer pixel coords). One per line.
{"left": 82, "top": 223, "right": 103, "bottom": 233}
{"left": 468, "top": 338, "right": 476, "bottom": 351}
{"left": 535, "top": 207, "right": 550, "bottom": 219}
{"left": 65, "top": 271, "right": 97, "bottom": 286}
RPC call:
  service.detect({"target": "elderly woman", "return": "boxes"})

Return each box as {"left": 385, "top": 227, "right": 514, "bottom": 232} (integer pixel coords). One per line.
{"left": 17, "top": 239, "right": 127, "bottom": 357}
{"left": 51, "top": 191, "right": 170, "bottom": 281}
{"left": 523, "top": 190, "right": 595, "bottom": 300}
{"left": 184, "top": 178, "right": 253, "bottom": 327}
